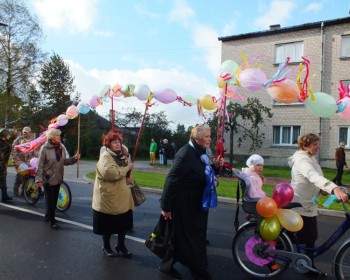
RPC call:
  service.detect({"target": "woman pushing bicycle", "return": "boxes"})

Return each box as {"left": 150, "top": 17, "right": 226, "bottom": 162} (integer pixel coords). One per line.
{"left": 288, "top": 133, "right": 348, "bottom": 273}
{"left": 35, "top": 128, "right": 80, "bottom": 229}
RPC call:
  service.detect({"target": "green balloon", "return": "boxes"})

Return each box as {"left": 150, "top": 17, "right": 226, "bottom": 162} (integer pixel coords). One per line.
{"left": 260, "top": 216, "right": 281, "bottom": 241}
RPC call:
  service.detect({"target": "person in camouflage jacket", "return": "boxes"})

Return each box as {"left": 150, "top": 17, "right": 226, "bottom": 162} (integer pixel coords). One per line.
{"left": 11, "top": 127, "right": 37, "bottom": 196}
{"left": 0, "top": 129, "right": 13, "bottom": 202}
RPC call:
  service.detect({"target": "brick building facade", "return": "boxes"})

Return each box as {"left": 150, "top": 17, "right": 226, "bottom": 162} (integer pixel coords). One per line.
{"left": 219, "top": 17, "right": 350, "bottom": 168}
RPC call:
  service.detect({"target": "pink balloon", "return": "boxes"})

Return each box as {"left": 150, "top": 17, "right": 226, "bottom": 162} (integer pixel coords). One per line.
{"left": 338, "top": 97, "right": 350, "bottom": 120}
{"left": 29, "top": 157, "right": 38, "bottom": 168}
{"left": 88, "top": 95, "right": 100, "bottom": 108}
{"left": 272, "top": 183, "right": 294, "bottom": 208}
{"left": 153, "top": 89, "right": 177, "bottom": 104}
{"left": 238, "top": 68, "right": 267, "bottom": 91}
{"left": 66, "top": 105, "right": 79, "bottom": 119}
{"left": 57, "top": 114, "right": 68, "bottom": 126}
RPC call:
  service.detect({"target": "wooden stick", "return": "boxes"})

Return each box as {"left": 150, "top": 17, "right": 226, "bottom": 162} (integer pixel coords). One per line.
{"left": 77, "top": 114, "right": 80, "bottom": 178}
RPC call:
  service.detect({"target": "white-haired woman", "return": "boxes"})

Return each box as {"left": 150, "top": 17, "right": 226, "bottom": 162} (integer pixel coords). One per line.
{"left": 160, "top": 124, "right": 223, "bottom": 280}
{"left": 35, "top": 128, "right": 80, "bottom": 229}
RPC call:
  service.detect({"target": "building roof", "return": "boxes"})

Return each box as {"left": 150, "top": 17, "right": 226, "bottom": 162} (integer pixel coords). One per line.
{"left": 218, "top": 16, "right": 350, "bottom": 42}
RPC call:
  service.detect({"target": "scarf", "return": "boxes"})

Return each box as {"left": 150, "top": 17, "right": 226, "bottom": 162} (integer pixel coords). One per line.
{"left": 49, "top": 140, "right": 62, "bottom": 161}
{"left": 107, "top": 148, "right": 128, "bottom": 167}
{"left": 189, "top": 140, "right": 218, "bottom": 211}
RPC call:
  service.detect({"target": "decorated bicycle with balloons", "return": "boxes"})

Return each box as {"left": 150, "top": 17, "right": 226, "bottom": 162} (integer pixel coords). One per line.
{"left": 231, "top": 181, "right": 350, "bottom": 279}
{"left": 17, "top": 158, "right": 72, "bottom": 212}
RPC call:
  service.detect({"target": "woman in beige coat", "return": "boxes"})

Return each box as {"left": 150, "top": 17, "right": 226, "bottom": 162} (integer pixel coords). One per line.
{"left": 36, "top": 128, "right": 79, "bottom": 229}
{"left": 92, "top": 131, "right": 134, "bottom": 257}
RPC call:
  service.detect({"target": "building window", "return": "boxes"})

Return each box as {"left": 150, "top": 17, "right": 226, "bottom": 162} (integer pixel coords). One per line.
{"left": 341, "top": 35, "right": 350, "bottom": 58}
{"left": 273, "top": 126, "right": 301, "bottom": 145}
{"left": 275, "top": 41, "right": 303, "bottom": 64}
{"left": 339, "top": 127, "right": 349, "bottom": 146}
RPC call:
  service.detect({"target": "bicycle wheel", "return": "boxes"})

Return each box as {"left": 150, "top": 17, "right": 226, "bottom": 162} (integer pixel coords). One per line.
{"left": 23, "top": 177, "right": 40, "bottom": 205}
{"left": 56, "top": 181, "right": 72, "bottom": 212}
{"left": 232, "top": 222, "right": 292, "bottom": 279}
{"left": 334, "top": 240, "right": 350, "bottom": 280}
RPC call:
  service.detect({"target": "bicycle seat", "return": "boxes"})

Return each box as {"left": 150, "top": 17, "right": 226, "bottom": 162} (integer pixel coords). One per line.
{"left": 232, "top": 168, "right": 259, "bottom": 215}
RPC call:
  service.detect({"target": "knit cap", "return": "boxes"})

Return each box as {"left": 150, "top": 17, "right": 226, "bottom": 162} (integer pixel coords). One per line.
{"left": 246, "top": 154, "right": 264, "bottom": 168}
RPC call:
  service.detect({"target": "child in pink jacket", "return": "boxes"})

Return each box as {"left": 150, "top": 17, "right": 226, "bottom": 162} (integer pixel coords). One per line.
{"left": 241, "top": 154, "right": 267, "bottom": 199}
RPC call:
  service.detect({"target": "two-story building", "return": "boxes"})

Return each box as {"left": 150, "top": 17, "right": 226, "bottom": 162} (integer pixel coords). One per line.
{"left": 218, "top": 17, "right": 350, "bottom": 168}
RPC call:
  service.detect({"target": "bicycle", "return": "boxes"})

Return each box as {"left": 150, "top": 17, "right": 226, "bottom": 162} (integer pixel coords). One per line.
{"left": 231, "top": 180, "right": 350, "bottom": 279}
{"left": 22, "top": 169, "right": 72, "bottom": 212}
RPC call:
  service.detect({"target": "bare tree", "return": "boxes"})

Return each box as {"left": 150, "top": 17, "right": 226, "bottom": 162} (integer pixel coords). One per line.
{"left": 0, "top": 0, "right": 45, "bottom": 127}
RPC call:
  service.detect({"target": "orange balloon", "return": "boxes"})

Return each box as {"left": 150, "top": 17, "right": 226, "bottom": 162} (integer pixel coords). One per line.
{"left": 256, "top": 197, "right": 278, "bottom": 218}
{"left": 267, "top": 79, "right": 299, "bottom": 104}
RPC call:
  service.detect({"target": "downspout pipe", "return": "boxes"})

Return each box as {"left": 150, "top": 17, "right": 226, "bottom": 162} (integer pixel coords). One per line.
{"left": 319, "top": 21, "right": 324, "bottom": 162}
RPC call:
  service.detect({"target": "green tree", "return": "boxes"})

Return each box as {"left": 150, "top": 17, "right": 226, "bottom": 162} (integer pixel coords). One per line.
{"left": 207, "top": 97, "right": 273, "bottom": 164}
{"left": 38, "top": 53, "right": 75, "bottom": 118}
{"left": 0, "top": 0, "right": 45, "bottom": 127}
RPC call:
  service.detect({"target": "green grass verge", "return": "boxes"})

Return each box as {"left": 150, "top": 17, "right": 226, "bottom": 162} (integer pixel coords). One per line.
{"left": 87, "top": 164, "right": 348, "bottom": 212}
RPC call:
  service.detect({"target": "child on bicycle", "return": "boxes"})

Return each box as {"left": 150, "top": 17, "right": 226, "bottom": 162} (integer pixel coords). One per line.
{"left": 240, "top": 154, "right": 267, "bottom": 199}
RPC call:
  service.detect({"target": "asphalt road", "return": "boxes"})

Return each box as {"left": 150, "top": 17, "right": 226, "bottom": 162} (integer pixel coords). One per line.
{"left": 0, "top": 161, "right": 348, "bottom": 280}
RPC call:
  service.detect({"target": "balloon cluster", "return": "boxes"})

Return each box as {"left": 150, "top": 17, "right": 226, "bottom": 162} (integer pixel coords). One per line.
{"left": 256, "top": 183, "right": 303, "bottom": 241}
{"left": 16, "top": 157, "right": 38, "bottom": 176}
{"left": 217, "top": 55, "right": 350, "bottom": 120}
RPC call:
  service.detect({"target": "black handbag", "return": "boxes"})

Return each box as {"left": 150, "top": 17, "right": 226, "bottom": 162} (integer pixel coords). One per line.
{"left": 145, "top": 215, "right": 174, "bottom": 261}
{"left": 130, "top": 182, "right": 146, "bottom": 206}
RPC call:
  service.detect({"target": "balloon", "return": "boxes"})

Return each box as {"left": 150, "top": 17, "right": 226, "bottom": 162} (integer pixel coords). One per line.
{"left": 111, "top": 84, "right": 123, "bottom": 97}
{"left": 238, "top": 68, "right": 267, "bottom": 91}
{"left": 338, "top": 97, "right": 350, "bottom": 119}
{"left": 272, "top": 183, "right": 294, "bottom": 208}
{"left": 77, "top": 102, "right": 91, "bottom": 114}
{"left": 122, "top": 84, "right": 135, "bottom": 97}
{"left": 267, "top": 79, "right": 299, "bottom": 104}
{"left": 256, "top": 197, "right": 278, "bottom": 218}
{"left": 276, "top": 209, "right": 303, "bottom": 232}
{"left": 217, "top": 76, "right": 226, "bottom": 88}
{"left": 66, "top": 105, "right": 79, "bottom": 119}
{"left": 219, "top": 84, "right": 243, "bottom": 101}
{"left": 153, "top": 88, "right": 177, "bottom": 104}
{"left": 98, "top": 84, "right": 110, "bottom": 98}
{"left": 338, "top": 101, "right": 348, "bottom": 113}
{"left": 134, "top": 84, "right": 151, "bottom": 100}
{"left": 304, "top": 92, "right": 337, "bottom": 118}
{"left": 88, "top": 95, "right": 100, "bottom": 108}
{"left": 56, "top": 114, "right": 68, "bottom": 126}
{"left": 220, "top": 59, "right": 239, "bottom": 75}
{"left": 260, "top": 216, "right": 281, "bottom": 241}
{"left": 17, "top": 163, "right": 29, "bottom": 176}
{"left": 29, "top": 157, "right": 38, "bottom": 168}
{"left": 200, "top": 95, "right": 216, "bottom": 110}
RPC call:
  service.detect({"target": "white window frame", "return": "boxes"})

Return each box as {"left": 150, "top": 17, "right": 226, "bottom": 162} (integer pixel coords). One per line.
{"left": 341, "top": 35, "right": 350, "bottom": 58}
{"left": 273, "top": 125, "right": 301, "bottom": 146}
{"left": 275, "top": 41, "right": 304, "bottom": 64}
{"left": 339, "top": 126, "right": 350, "bottom": 147}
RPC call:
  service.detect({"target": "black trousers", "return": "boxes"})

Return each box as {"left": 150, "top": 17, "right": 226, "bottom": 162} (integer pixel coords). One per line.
{"left": 333, "top": 162, "right": 345, "bottom": 185}
{"left": 44, "top": 184, "right": 60, "bottom": 224}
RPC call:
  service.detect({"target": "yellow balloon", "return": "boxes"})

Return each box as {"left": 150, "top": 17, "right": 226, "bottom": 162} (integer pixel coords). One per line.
{"left": 276, "top": 209, "right": 303, "bottom": 232}
{"left": 200, "top": 95, "right": 216, "bottom": 110}
{"left": 260, "top": 216, "right": 281, "bottom": 241}
{"left": 217, "top": 76, "right": 226, "bottom": 88}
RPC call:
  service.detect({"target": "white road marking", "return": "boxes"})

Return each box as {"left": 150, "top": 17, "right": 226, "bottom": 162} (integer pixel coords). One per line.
{"left": 0, "top": 202, "right": 146, "bottom": 243}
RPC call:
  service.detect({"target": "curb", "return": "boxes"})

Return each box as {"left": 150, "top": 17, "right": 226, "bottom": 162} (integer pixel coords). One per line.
{"left": 83, "top": 176, "right": 342, "bottom": 218}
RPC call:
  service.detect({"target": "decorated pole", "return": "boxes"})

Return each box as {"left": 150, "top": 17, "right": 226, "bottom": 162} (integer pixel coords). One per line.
{"left": 131, "top": 98, "right": 152, "bottom": 163}
{"left": 110, "top": 93, "right": 115, "bottom": 132}
{"left": 77, "top": 114, "right": 80, "bottom": 178}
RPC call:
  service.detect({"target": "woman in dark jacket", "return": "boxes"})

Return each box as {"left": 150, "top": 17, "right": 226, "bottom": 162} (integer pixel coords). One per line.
{"left": 159, "top": 124, "right": 223, "bottom": 280}
{"left": 36, "top": 128, "right": 79, "bottom": 229}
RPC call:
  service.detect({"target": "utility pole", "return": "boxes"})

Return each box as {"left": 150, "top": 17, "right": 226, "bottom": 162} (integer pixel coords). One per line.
{"left": 0, "top": 22, "right": 8, "bottom": 126}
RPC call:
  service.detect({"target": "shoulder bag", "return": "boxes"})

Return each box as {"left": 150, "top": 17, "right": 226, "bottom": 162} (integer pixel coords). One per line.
{"left": 130, "top": 181, "right": 146, "bottom": 206}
